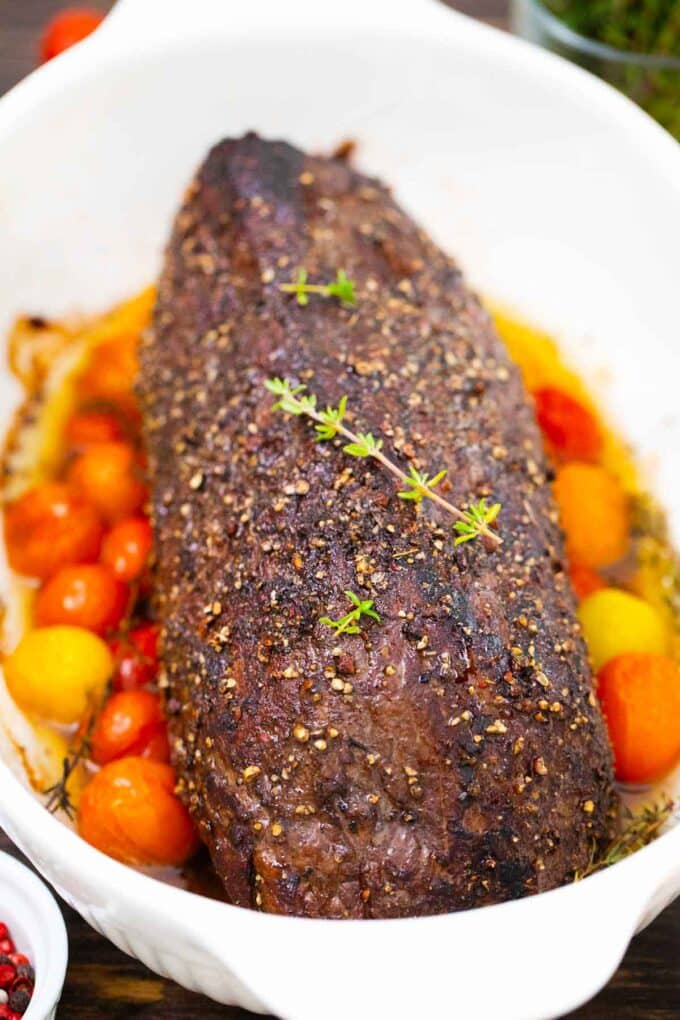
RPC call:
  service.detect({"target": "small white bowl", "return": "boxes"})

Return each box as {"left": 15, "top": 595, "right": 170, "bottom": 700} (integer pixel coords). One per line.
{"left": 0, "top": 851, "right": 67, "bottom": 1020}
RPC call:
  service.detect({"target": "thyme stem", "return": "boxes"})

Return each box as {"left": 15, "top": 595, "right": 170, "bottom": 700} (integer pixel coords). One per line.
{"left": 43, "top": 718, "right": 94, "bottom": 819}
{"left": 279, "top": 283, "right": 328, "bottom": 296}
{"left": 575, "top": 796, "right": 677, "bottom": 880}
{"left": 264, "top": 378, "right": 502, "bottom": 547}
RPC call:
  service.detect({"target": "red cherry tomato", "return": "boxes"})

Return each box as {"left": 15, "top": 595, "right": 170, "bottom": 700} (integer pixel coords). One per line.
{"left": 101, "top": 516, "right": 153, "bottom": 581}
{"left": 533, "top": 387, "right": 603, "bottom": 462}
{"left": 40, "top": 9, "right": 104, "bottom": 63}
{"left": 40, "top": 8, "right": 105, "bottom": 63}
{"left": 35, "top": 564, "right": 128, "bottom": 635}
{"left": 569, "top": 563, "right": 605, "bottom": 601}
{"left": 110, "top": 623, "right": 159, "bottom": 691}
{"left": 64, "top": 410, "right": 123, "bottom": 449}
{"left": 90, "top": 690, "right": 170, "bottom": 765}
{"left": 4, "top": 482, "right": 103, "bottom": 580}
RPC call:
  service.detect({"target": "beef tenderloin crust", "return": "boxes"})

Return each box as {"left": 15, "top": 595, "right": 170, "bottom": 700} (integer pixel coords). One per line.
{"left": 140, "top": 133, "right": 616, "bottom": 919}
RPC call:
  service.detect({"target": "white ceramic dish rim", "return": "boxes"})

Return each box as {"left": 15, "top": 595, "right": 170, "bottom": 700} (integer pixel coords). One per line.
{"left": 0, "top": 851, "right": 68, "bottom": 1020}
{"left": 1, "top": 0, "right": 678, "bottom": 187}
{"left": 0, "top": 2, "right": 678, "bottom": 1018}
{"left": 3, "top": 776, "right": 680, "bottom": 1018}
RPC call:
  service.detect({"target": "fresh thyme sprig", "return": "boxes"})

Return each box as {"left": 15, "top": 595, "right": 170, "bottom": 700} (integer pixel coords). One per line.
{"left": 320, "top": 590, "right": 381, "bottom": 636}
{"left": 264, "top": 377, "right": 502, "bottom": 546}
{"left": 279, "top": 268, "right": 357, "bottom": 307}
{"left": 43, "top": 723, "right": 94, "bottom": 820}
{"left": 575, "top": 796, "right": 676, "bottom": 880}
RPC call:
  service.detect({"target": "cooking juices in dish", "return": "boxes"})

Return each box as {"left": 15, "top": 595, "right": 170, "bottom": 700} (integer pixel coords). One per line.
{"left": 2, "top": 292, "right": 197, "bottom": 869}
{"left": 1, "top": 287, "right": 678, "bottom": 895}
{"left": 498, "top": 312, "right": 680, "bottom": 786}
{"left": 0, "top": 153, "right": 678, "bottom": 912}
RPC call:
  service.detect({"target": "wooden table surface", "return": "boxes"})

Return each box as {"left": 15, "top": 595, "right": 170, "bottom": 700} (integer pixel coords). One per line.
{"left": 0, "top": 1, "right": 678, "bottom": 1017}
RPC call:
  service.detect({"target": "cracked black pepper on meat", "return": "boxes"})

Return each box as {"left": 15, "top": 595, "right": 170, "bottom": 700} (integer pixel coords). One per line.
{"left": 139, "top": 133, "right": 617, "bottom": 918}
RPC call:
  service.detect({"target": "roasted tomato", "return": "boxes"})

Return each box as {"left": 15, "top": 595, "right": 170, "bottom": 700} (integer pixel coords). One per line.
{"left": 35, "top": 564, "right": 128, "bottom": 635}
{"left": 78, "top": 758, "right": 199, "bottom": 867}
{"left": 4, "top": 482, "right": 103, "bottom": 580}
{"left": 90, "top": 690, "right": 170, "bottom": 764}
{"left": 67, "top": 441, "right": 146, "bottom": 523}
{"left": 554, "top": 463, "right": 629, "bottom": 568}
{"left": 598, "top": 653, "right": 680, "bottom": 783}
{"left": 101, "top": 516, "right": 153, "bottom": 581}
{"left": 4, "top": 626, "right": 112, "bottom": 724}
{"left": 76, "top": 333, "right": 140, "bottom": 422}
{"left": 533, "top": 386, "right": 602, "bottom": 462}
{"left": 109, "top": 623, "right": 159, "bottom": 691}
{"left": 40, "top": 8, "right": 104, "bottom": 63}
{"left": 64, "top": 410, "right": 123, "bottom": 448}
{"left": 568, "top": 563, "right": 605, "bottom": 601}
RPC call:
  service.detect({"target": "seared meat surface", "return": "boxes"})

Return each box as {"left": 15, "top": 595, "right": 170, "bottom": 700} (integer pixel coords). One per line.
{"left": 140, "top": 133, "right": 615, "bottom": 918}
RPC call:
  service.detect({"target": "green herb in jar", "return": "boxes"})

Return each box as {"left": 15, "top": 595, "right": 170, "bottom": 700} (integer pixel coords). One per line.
{"left": 542, "top": 0, "right": 680, "bottom": 137}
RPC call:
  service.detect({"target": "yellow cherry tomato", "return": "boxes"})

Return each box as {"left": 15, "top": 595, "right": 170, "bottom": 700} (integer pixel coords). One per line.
{"left": 578, "top": 588, "right": 669, "bottom": 672}
{"left": 4, "top": 626, "right": 113, "bottom": 723}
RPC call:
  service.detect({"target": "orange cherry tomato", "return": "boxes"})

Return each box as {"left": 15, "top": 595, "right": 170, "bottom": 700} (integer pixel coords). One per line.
{"left": 76, "top": 333, "right": 140, "bottom": 421}
{"left": 4, "top": 481, "right": 103, "bottom": 580}
{"left": 598, "top": 653, "right": 680, "bottom": 783}
{"left": 533, "top": 387, "right": 603, "bottom": 463}
{"left": 569, "top": 563, "right": 605, "bottom": 602}
{"left": 40, "top": 8, "right": 104, "bottom": 63}
{"left": 91, "top": 690, "right": 169, "bottom": 765}
{"left": 35, "top": 564, "right": 128, "bottom": 635}
{"left": 67, "top": 441, "right": 146, "bottom": 523}
{"left": 64, "top": 410, "right": 123, "bottom": 449}
{"left": 110, "top": 623, "right": 159, "bottom": 691}
{"left": 78, "top": 758, "right": 199, "bottom": 867}
{"left": 553, "top": 462, "right": 630, "bottom": 568}
{"left": 101, "top": 516, "right": 153, "bottom": 582}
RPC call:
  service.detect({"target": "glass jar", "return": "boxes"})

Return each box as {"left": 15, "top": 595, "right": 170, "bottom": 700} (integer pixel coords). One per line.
{"left": 511, "top": 0, "right": 680, "bottom": 139}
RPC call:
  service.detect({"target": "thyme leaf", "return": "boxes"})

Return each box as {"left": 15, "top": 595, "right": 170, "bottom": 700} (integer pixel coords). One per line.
{"left": 324, "top": 269, "right": 357, "bottom": 306}
{"left": 398, "top": 466, "right": 448, "bottom": 504}
{"left": 343, "top": 432, "right": 383, "bottom": 458}
{"left": 320, "top": 589, "right": 381, "bottom": 636}
{"left": 453, "top": 499, "right": 502, "bottom": 546}
{"left": 279, "top": 268, "right": 357, "bottom": 307}
{"left": 314, "top": 394, "right": 348, "bottom": 441}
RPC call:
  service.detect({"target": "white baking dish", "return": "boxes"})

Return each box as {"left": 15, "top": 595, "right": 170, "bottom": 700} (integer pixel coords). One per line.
{"left": 0, "top": 1, "right": 678, "bottom": 1017}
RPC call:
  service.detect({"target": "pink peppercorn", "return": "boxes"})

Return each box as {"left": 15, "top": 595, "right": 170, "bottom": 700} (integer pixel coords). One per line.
{"left": 0, "top": 924, "right": 34, "bottom": 1017}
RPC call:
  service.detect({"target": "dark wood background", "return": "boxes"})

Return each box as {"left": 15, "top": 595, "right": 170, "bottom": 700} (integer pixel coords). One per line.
{"left": 0, "top": 0, "right": 678, "bottom": 1016}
